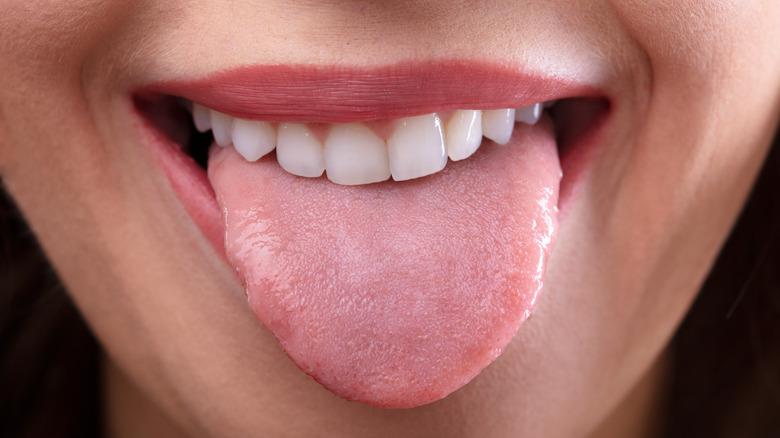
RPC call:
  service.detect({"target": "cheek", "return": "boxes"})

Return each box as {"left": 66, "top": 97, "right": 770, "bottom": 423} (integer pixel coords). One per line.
{"left": 614, "top": 0, "right": 742, "bottom": 64}
{"left": 604, "top": 0, "right": 780, "bottom": 327}
{"left": 612, "top": 0, "right": 780, "bottom": 109}
{"left": 0, "top": 1, "right": 130, "bottom": 73}
{"left": 534, "top": 0, "right": 780, "bottom": 428}
{"left": 610, "top": 0, "right": 780, "bottom": 236}
{"left": 0, "top": 5, "right": 146, "bottom": 323}
{"left": 0, "top": 0, "right": 133, "bottom": 173}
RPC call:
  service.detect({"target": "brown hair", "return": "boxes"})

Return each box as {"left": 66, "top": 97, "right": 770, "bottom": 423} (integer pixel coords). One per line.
{"left": 0, "top": 189, "right": 100, "bottom": 438}
{"left": 0, "top": 137, "right": 778, "bottom": 437}
{"left": 665, "top": 134, "right": 780, "bottom": 436}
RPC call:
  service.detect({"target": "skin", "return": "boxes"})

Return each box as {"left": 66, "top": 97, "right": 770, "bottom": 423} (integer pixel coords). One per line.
{"left": 1, "top": 1, "right": 780, "bottom": 437}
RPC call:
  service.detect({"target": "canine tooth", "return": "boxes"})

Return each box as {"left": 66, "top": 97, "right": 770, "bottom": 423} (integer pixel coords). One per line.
{"left": 445, "top": 110, "right": 482, "bottom": 161}
{"left": 482, "top": 109, "right": 516, "bottom": 145}
{"left": 232, "top": 119, "right": 276, "bottom": 162}
{"left": 211, "top": 110, "right": 234, "bottom": 147}
{"left": 515, "top": 103, "right": 543, "bottom": 125}
{"left": 387, "top": 114, "right": 447, "bottom": 181}
{"left": 192, "top": 103, "right": 212, "bottom": 133}
{"left": 277, "top": 123, "right": 325, "bottom": 178}
{"left": 324, "top": 124, "right": 391, "bottom": 185}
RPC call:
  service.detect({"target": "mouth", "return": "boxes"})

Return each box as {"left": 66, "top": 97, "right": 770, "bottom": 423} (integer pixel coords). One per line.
{"left": 132, "top": 60, "right": 609, "bottom": 408}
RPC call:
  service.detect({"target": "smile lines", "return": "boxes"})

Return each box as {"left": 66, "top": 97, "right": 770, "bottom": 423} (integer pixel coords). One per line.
{"left": 190, "top": 102, "right": 548, "bottom": 185}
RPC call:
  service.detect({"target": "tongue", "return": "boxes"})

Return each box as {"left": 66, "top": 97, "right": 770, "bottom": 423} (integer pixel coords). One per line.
{"left": 207, "top": 119, "right": 560, "bottom": 408}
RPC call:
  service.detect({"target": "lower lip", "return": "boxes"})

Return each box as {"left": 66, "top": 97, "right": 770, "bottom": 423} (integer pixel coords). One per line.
{"left": 133, "top": 105, "right": 225, "bottom": 256}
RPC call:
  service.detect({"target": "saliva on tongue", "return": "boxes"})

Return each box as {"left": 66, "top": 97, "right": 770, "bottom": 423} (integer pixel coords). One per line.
{"left": 208, "top": 119, "right": 560, "bottom": 408}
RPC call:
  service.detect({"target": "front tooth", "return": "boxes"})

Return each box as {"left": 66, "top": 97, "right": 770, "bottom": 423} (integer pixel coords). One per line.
{"left": 211, "top": 110, "right": 234, "bottom": 147}
{"left": 277, "top": 123, "right": 325, "bottom": 178}
{"left": 192, "top": 103, "right": 212, "bottom": 133}
{"left": 232, "top": 119, "right": 276, "bottom": 162}
{"left": 445, "top": 110, "right": 482, "bottom": 161}
{"left": 324, "top": 124, "right": 391, "bottom": 185}
{"left": 387, "top": 114, "right": 447, "bottom": 181}
{"left": 482, "top": 109, "right": 515, "bottom": 145}
{"left": 515, "top": 103, "right": 542, "bottom": 125}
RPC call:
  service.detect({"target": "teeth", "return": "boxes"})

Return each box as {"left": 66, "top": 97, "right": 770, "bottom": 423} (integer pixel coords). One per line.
{"left": 277, "top": 123, "right": 325, "bottom": 178}
{"left": 324, "top": 124, "right": 391, "bottom": 185}
{"left": 192, "top": 103, "right": 212, "bottom": 133}
{"left": 445, "top": 110, "right": 483, "bottom": 161}
{"left": 191, "top": 102, "right": 548, "bottom": 184}
{"left": 482, "top": 109, "right": 516, "bottom": 145}
{"left": 515, "top": 103, "right": 543, "bottom": 125}
{"left": 211, "top": 110, "right": 234, "bottom": 147}
{"left": 388, "top": 114, "right": 447, "bottom": 181}
{"left": 232, "top": 119, "right": 276, "bottom": 162}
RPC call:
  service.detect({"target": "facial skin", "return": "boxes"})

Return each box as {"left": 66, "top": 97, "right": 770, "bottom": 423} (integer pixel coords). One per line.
{"left": 2, "top": 1, "right": 780, "bottom": 437}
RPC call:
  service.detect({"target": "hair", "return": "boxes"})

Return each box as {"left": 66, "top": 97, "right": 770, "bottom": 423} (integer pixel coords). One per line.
{"left": 664, "top": 134, "right": 780, "bottom": 436}
{"left": 0, "top": 137, "right": 778, "bottom": 438}
{"left": 0, "top": 192, "right": 100, "bottom": 437}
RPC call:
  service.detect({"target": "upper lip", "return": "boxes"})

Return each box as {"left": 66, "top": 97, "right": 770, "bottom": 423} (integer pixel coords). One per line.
{"left": 137, "top": 59, "right": 606, "bottom": 122}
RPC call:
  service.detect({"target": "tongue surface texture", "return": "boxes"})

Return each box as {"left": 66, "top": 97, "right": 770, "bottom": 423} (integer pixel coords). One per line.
{"left": 208, "top": 120, "right": 560, "bottom": 408}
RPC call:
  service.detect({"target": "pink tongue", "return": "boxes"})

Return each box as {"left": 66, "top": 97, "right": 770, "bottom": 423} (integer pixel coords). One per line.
{"left": 208, "top": 120, "right": 560, "bottom": 408}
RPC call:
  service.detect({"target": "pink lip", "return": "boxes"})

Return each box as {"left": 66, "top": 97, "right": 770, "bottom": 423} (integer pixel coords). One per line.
{"left": 139, "top": 60, "right": 602, "bottom": 122}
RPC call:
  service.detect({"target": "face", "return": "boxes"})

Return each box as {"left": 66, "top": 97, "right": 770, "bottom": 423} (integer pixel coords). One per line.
{"left": 2, "top": 1, "right": 779, "bottom": 437}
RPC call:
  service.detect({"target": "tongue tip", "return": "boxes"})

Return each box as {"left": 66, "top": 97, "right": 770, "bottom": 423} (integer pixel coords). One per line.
{"left": 305, "top": 317, "right": 534, "bottom": 409}
{"left": 340, "top": 385, "right": 461, "bottom": 409}
{"left": 299, "top": 346, "right": 501, "bottom": 409}
{"left": 268, "top": 297, "right": 536, "bottom": 409}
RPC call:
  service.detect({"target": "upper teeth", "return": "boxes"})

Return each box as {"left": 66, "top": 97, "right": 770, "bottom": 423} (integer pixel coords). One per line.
{"left": 192, "top": 101, "right": 546, "bottom": 185}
